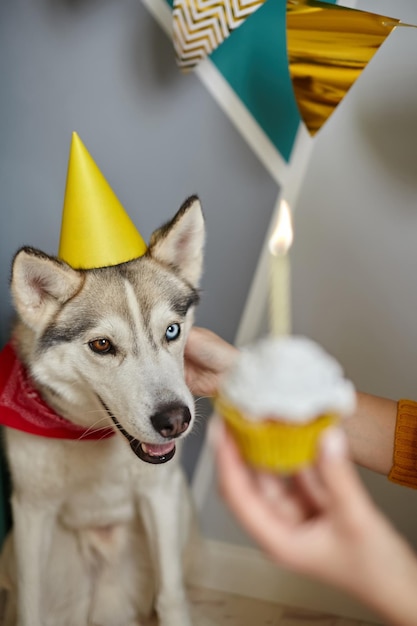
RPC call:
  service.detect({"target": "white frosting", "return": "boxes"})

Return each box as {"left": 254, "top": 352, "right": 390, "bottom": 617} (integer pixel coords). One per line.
{"left": 220, "top": 336, "right": 356, "bottom": 423}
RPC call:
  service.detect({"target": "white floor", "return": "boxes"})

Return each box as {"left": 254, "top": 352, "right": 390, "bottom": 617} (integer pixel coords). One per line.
{"left": 146, "top": 587, "right": 380, "bottom": 626}
{"left": 0, "top": 585, "right": 381, "bottom": 626}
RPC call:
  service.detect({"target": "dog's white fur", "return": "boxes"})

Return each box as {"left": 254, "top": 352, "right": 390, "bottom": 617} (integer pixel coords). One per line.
{"left": 0, "top": 197, "right": 205, "bottom": 626}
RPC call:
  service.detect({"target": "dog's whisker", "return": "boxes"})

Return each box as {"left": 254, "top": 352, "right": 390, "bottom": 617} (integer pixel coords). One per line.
{"left": 77, "top": 418, "right": 115, "bottom": 441}
{"left": 194, "top": 395, "right": 212, "bottom": 403}
{"left": 77, "top": 424, "right": 113, "bottom": 439}
{"left": 81, "top": 414, "right": 112, "bottom": 427}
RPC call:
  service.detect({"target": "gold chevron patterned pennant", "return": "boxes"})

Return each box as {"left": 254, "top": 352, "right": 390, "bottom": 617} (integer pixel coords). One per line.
{"left": 286, "top": 0, "right": 400, "bottom": 135}
{"left": 173, "top": 0, "right": 266, "bottom": 69}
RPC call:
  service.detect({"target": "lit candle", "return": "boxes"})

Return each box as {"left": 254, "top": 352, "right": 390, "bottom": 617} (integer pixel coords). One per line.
{"left": 269, "top": 199, "right": 293, "bottom": 336}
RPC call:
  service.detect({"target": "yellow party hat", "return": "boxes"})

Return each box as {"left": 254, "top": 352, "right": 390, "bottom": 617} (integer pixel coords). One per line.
{"left": 58, "top": 132, "right": 147, "bottom": 269}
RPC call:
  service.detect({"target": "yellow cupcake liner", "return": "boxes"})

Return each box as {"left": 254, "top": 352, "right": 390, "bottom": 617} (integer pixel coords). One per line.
{"left": 214, "top": 396, "right": 338, "bottom": 474}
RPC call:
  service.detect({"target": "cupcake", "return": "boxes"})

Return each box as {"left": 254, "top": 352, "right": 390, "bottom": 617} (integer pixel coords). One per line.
{"left": 215, "top": 336, "right": 356, "bottom": 474}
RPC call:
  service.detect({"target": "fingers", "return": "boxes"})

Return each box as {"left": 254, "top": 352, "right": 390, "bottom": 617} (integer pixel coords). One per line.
{"left": 317, "top": 427, "right": 375, "bottom": 521}
{"left": 255, "top": 472, "right": 310, "bottom": 525}
{"left": 210, "top": 417, "right": 303, "bottom": 561}
{"left": 211, "top": 417, "right": 383, "bottom": 588}
{"left": 292, "top": 467, "right": 327, "bottom": 512}
{"left": 185, "top": 327, "right": 238, "bottom": 373}
{"left": 184, "top": 328, "right": 239, "bottom": 396}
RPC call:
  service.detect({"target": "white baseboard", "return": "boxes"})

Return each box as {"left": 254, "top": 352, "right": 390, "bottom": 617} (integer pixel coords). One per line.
{"left": 193, "top": 538, "right": 381, "bottom": 624}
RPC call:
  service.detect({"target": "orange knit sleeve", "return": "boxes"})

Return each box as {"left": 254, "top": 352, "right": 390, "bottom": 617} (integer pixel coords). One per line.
{"left": 388, "top": 399, "right": 417, "bottom": 489}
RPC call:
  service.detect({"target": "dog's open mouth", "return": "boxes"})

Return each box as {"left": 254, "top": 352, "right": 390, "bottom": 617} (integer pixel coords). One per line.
{"left": 101, "top": 401, "right": 177, "bottom": 464}
{"left": 130, "top": 439, "right": 176, "bottom": 464}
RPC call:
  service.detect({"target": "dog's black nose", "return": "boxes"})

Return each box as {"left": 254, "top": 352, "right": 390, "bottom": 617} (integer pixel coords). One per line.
{"left": 151, "top": 403, "right": 191, "bottom": 438}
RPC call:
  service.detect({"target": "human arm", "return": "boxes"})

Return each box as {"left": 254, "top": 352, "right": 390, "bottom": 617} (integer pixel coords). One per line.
{"left": 343, "top": 392, "right": 397, "bottom": 475}
{"left": 345, "top": 394, "right": 417, "bottom": 486}
{"left": 211, "top": 421, "right": 417, "bottom": 626}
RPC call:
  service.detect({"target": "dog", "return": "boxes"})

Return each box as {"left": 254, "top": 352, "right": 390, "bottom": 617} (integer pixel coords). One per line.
{"left": 0, "top": 195, "right": 205, "bottom": 626}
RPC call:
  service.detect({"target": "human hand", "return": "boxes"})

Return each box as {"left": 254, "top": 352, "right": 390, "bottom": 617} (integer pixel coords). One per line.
{"left": 211, "top": 419, "right": 417, "bottom": 625}
{"left": 184, "top": 327, "right": 238, "bottom": 397}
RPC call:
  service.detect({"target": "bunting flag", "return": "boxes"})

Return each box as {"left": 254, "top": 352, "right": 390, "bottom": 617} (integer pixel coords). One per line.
{"left": 173, "top": 0, "right": 266, "bottom": 69}
{"left": 172, "top": 0, "right": 401, "bottom": 138}
{"left": 286, "top": 1, "right": 399, "bottom": 135}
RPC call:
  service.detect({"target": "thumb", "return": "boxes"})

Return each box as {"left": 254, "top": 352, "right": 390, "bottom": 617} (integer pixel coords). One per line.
{"left": 317, "top": 427, "right": 372, "bottom": 514}
{"left": 185, "top": 327, "right": 237, "bottom": 371}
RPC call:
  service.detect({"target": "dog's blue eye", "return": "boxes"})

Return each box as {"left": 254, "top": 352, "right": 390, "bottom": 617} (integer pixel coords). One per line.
{"left": 165, "top": 323, "right": 181, "bottom": 342}
{"left": 88, "top": 338, "right": 115, "bottom": 355}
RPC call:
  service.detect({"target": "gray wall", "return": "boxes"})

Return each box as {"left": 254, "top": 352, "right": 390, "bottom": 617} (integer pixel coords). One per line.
{"left": 293, "top": 0, "right": 417, "bottom": 548}
{"left": 199, "top": 0, "right": 417, "bottom": 560}
{"left": 0, "top": 0, "right": 279, "bottom": 478}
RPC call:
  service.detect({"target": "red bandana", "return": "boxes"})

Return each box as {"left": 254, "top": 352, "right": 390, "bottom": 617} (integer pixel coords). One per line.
{"left": 0, "top": 342, "right": 115, "bottom": 440}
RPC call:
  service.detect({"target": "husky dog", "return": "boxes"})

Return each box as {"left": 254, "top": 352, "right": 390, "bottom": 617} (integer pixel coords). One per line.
{"left": 0, "top": 196, "right": 205, "bottom": 626}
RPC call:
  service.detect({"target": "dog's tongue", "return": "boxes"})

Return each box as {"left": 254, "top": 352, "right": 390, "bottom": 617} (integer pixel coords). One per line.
{"left": 141, "top": 442, "right": 175, "bottom": 457}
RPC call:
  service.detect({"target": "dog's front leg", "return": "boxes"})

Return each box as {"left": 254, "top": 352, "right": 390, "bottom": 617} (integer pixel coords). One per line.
{"left": 137, "top": 466, "right": 193, "bottom": 626}
{"left": 11, "top": 494, "right": 58, "bottom": 626}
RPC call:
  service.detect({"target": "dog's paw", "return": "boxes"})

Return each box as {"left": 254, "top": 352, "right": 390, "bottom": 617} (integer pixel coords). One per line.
{"left": 156, "top": 601, "right": 193, "bottom": 626}
{"left": 159, "top": 614, "right": 193, "bottom": 626}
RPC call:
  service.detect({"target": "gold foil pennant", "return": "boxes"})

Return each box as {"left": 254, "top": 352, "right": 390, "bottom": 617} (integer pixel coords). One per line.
{"left": 286, "top": 0, "right": 400, "bottom": 135}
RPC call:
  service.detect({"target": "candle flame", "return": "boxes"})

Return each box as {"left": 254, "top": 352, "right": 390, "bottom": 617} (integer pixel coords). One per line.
{"left": 269, "top": 199, "right": 293, "bottom": 256}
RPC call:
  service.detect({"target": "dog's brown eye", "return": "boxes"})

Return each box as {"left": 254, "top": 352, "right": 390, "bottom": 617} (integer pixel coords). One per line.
{"left": 88, "top": 338, "right": 115, "bottom": 355}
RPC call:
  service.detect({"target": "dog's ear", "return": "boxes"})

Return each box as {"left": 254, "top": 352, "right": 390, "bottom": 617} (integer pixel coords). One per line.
{"left": 148, "top": 196, "right": 205, "bottom": 287}
{"left": 11, "top": 247, "right": 84, "bottom": 331}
